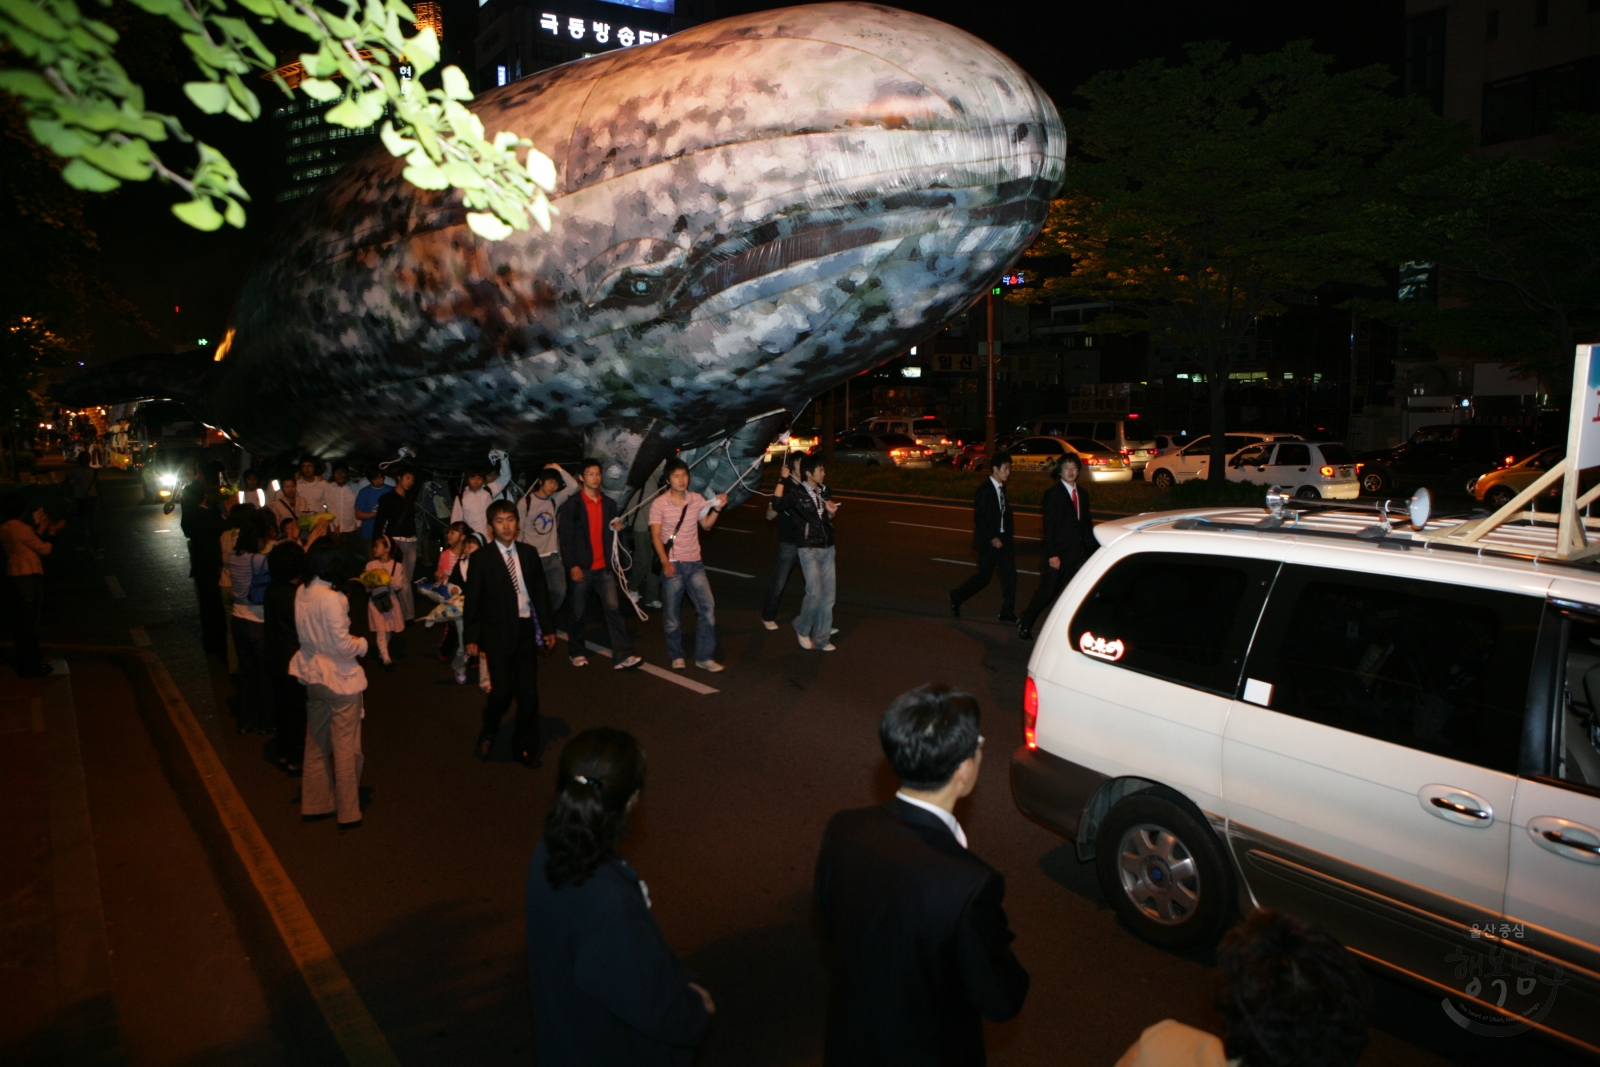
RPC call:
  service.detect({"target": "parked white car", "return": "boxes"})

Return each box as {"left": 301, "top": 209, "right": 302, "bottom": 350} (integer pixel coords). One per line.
{"left": 862, "top": 416, "right": 956, "bottom": 460}
{"left": 1142, "top": 432, "right": 1303, "bottom": 489}
{"left": 1011, "top": 500, "right": 1600, "bottom": 1056}
{"left": 1225, "top": 440, "right": 1360, "bottom": 500}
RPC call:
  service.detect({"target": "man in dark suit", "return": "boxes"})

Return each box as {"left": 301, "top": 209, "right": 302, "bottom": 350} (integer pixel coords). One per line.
{"left": 948, "top": 452, "right": 1016, "bottom": 622}
{"left": 814, "top": 684, "right": 1029, "bottom": 1066}
{"left": 1018, "top": 452, "right": 1097, "bottom": 640}
{"left": 465, "top": 499, "right": 557, "bottom": 767}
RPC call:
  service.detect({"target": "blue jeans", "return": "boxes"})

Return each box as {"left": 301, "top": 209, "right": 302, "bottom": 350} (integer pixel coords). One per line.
{"left": 568, "top": 567, "right": 633, "bottom": 658}
{"left": 762, "top": 541, "right": 799, "bottom": 622}
{"left": 662, "top": 560, "right": 717, "bottom": 663}
{"left": 794, "top": 546, "right": 836, "bottom": 643}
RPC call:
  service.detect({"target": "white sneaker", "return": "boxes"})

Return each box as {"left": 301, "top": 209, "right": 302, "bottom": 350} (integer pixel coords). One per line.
{"left": 646, "top": 599, "right": 662, "bottom": 609}
{"left": 762, "top": 620, "right": 779, "bottom": 631}
{"left": 797, "top": 633, "right": 813, "bottom": 650}
{"left": 820, "top": 643, "right": 837, "bottom": 651}
{"left": 670, "top": 658, "right": 687, "bottom": 670}
{"left": 695, "top": 660, "right": 725, "bottom": 673}
{"left": 570, "top": 655, "right": 589, "bottom": 667}
{"left": 830, "top": 628, "right": 839, "bottom": 635}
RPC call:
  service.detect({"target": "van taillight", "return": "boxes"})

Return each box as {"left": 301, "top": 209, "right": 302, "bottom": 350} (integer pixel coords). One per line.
{"left": 1023, "top": 677, "right": 1038, "bottom": 750}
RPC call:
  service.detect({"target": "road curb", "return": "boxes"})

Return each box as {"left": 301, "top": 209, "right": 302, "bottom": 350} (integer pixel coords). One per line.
{"left": 45, "top": 645, "right": 399, "bottom": 1067}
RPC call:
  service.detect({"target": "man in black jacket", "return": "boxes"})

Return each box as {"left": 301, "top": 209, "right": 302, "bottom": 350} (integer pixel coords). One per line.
{"left": 760, "top": 458, "right": 803, "bottom": 629}
{"left": 1017, "top": 453, "right": 1097, "bottom": 640}
{"left": 180, "top": 476, "right": 228, "bottom": 655}
{"left": 815, "top": 684, "right": 1029, "bottom": 1066}
{"left": 465, "top": 500, "right": 557, "bottom": 766}
{"left": 948, "top": 452, "right": 1016, "bottom": 622}
{"left": 556, "top": 458, "right": 643, "bottom": 670}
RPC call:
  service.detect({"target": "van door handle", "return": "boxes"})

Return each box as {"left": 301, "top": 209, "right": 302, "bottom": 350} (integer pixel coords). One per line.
{"left": 1418, "top": 784, "right": 1494, "bottom": 826}
{"left": 1529, "top": 817, "right": 1600, "bottom": 865}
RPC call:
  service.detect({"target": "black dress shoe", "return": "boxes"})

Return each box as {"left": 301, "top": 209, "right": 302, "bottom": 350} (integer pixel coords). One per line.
{"left": 475, "top": 733, "right": 494, "bottom": 761}
{"left": 337, "top": 819, "right": 362, "bottom": 830}
{"left": 998, "top": 613, "right": 1018, "bottom": 623}
{"left": 948, "top": 593, "right": 961, "bottom": 618}
{"left": 302, "top": 811, "right": 336, "bottom": 823}
{"left": 1017, "top": 625, "right": 1035, "bottom": 640}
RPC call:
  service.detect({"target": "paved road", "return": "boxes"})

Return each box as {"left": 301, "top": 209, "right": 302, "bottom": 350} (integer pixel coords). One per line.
{"left": 13, "top": 474, "right": 1586, "bottom": 1066}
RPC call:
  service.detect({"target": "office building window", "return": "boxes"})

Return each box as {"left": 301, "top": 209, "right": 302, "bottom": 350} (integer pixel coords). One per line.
{"left": 1487, "top": 8, "right": 1499, "bottom": 39}
{"left": 1406, "top": 9, "right": 1447, "bottom": 114}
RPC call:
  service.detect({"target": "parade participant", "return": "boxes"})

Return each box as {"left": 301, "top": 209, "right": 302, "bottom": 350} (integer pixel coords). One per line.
{"left": 353, "top": 467, "right": 391, "bottom": 551}
{"left": 324, "top": 462, "right": 361, "bottom": 548}
{"left": 181, "top": 479, "right": 228, "bottom": 655}
{"left": 780, "top": 453, "right": 839, "bottom": 651}
{"left": 464, "top": 500, "right": 556, "bottom": 766}
{"left": 372, "top": 466, "right": 420, "bottom": 621}
{"left": 269, "top": 475, "right": 304, "bottom": 528}
{"left": 517, "top": 461, "right": 580, "bottom": 612}
{"left": 2, "top": 495, "right": 64, "bottom": 677}
{"left": 1017, "top": 453, "right": 1096, "bottom": 641}
{"left": 760, "top": 458, "right": 803, "bottom": 630}
{"left": 294, "top": 455, "right": 328, "bottom": 514}
{"left": 557, "top": 459, "right": 643, "bottom": 671}
{"left": 363, "top": 534, "right": 406, "bottom": 670}
{"left": 450, "top": 450, "right": 512, "bottom": 542}
{"left": 227, "top": 512, "right": 275, "bottom": 734}
{"left": 648, "top": 458, "right": 728, "bottom": 672}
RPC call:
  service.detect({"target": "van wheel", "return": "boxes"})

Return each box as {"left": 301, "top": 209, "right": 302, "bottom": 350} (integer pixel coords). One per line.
{"left": 1295, "top": 485, "right": 1320, "bottom": 500}
{"left": 1094, "top": 795, "right": 1232, "bottom": 952}
{"left": 1151, "top": 468, "right": 1175, "bottom": 490}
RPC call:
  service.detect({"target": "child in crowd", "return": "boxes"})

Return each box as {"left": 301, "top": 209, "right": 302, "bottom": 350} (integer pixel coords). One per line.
{"left": 444, "top": 533, "right": 482, "bottom": 684}
{"left": 364, "top": 534, "right": 406, "bottom": 670}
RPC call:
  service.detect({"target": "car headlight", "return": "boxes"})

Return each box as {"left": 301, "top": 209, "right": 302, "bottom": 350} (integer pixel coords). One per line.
{"left": 159, "top": 473, "right": 178, "bottom": 487}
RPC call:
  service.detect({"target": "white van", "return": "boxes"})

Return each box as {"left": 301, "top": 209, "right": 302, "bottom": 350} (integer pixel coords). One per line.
{"left": 862, "top": 416, "right": 954, "bottom": 459}
{"left": 1011, "top": 500, "right": 1600, "bottom": 1056}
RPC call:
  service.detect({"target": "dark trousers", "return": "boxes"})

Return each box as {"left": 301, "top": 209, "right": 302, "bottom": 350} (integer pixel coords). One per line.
{"left": 194, "top": 576, "right": 227, "bottom": 654}
{"left": 568, "top": 568, "right": 632, "bottom": 657}
{"left": 271, "top": 668, "right": 307, "bottom": 768}
{"left": 950, "top": 542, "right": 1017, "bottom": 616}
{"left": 480, "top": 618, "right": 543, "bottom": 754}
{"left": 1019, "top": 559, "right": 1079, "bottom": 631}
{"left": 10, "top": 574, "right": 44, "bottom": 676}
{"left": 761, "top": 541, "right": 800, "bottom": 622}
{"left": 230, "top": 617, "right": 273, "bottom": 731}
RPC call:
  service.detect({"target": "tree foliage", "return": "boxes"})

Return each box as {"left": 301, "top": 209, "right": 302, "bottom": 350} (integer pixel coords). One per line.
{"left": 1036, "top": 41, "right": 1465, "bottom": 479}
{"left": 1359, "top": 118, "right": 1600, "bottom": 399}
{"left": 0, "top": 0, "right": 557, "bottom": 239}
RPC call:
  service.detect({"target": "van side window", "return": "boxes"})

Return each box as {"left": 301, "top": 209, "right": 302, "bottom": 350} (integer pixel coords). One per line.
{"left": 1069, "top": 553, "right": 1277, "bottom": 696}
{"left": 1558, "top": 614, "right": 1600, "bottom": 788}
{"left": 1067, "top": 422, "right": 1094, "bottom": 437}
{"left": 1242, "top": 566, "right": 1540, "bottom": 774}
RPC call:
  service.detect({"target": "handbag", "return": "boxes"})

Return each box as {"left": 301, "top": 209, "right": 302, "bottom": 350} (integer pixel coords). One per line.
{"left": 246, "top": 554, "right": 272, "bottom": 605}
{"left": 369, "top": 562, "right": 396, "bottom": 613}
{"left": 651, "top": 503, "right": 690, "bottom": 575}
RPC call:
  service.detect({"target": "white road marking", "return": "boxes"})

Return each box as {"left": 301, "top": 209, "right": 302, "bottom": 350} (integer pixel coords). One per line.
{"left": 890, "top": 520, "right": 1038, "bottom": 540}
{"left": 932, "top": 557, "right": 1039, "bottom": 576}
{"left": 105, "top": 576, "right": 126, "bottom": 599}
{"left": 553, "top": 631, "right": 719, "bottom": 695}
{"left": 129, "top": 626, "right": 152, "bottom": 646}
{"left": 703, "top": 566, "right": 755, "bottom": 578}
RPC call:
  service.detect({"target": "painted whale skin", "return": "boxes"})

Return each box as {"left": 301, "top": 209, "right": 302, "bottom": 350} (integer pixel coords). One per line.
{"left": 67, "top": 3, "right": 1065, "bottom": 494}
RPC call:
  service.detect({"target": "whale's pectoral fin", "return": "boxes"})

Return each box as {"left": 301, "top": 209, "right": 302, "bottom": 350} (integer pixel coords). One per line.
{"left": 583, "top": 418, "right": 681, "bottom": 505}
{"left": 679, "top": 410, "right": 789, "bottom": 512}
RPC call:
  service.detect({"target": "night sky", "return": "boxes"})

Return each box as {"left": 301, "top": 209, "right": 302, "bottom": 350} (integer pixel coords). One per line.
{"left": 79, "top": 0, "right": 1401, "bottom": 366}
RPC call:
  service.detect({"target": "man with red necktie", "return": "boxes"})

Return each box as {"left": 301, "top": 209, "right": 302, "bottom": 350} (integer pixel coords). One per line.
{"left": 1017, "top": 453, "right": 1098, "bottom": 640}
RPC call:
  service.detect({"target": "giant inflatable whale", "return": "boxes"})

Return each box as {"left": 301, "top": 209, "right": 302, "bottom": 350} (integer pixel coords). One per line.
{"left": 63, "top": 3, "right": 1065, "bottom": 501}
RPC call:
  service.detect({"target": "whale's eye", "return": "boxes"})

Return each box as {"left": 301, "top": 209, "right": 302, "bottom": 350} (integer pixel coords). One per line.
{"left": 594, "top": 269, "right": 671, "bottom": 309}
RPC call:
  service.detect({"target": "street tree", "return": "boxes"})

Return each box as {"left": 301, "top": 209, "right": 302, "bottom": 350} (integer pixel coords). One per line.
{"left": 1039, "top": 41, "right": 1464, "bottom": 481}
{"left": 1361, "top": 117, "right": 1600, "bottom": 401}
{"left": 0, "top": 0, "right": 557, "bottom": 240}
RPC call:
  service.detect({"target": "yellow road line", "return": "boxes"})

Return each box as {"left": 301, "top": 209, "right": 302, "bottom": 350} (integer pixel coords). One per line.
{"left": 61, "top": 645, "right": 399, "bottom": 1067}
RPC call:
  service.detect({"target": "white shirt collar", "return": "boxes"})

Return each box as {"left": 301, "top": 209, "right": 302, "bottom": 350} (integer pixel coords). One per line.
{"left": 896, "top": 792, "right": 968, "bottom": 849}
{"left": 990, "top": 476, "right": 1005, "bottom": 493}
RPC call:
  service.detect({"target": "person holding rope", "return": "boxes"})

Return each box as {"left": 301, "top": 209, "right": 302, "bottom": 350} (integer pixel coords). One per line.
{"left": 451, "top": 449, "right": 512, "bottom": 542}
{"left": 648, "top": 458, "right": 729, "bottom": 672}
{"left": 557, "top": 459, "right": 644, "bottom": 671}
{"left": 517, "top": 461, "right": 581, "bottom": 614}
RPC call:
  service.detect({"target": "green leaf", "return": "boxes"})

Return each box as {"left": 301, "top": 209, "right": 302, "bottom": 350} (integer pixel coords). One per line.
{"left": 171, "top": 197, "right": 225, "bottom": 231}
{"left": 224, "top": 197, "right": 247, "bottom": 228}
{"left": 324, "top": 96, "right": 370, "bottom": 128}
{"left": 232, "top": 0, "right": 278, "bottom": 15}
{"left": 406, "top": 25, "right": 438, "bottom": 74}
{"left": 122, "top": 0, "right": 181, "bottom": 15}
{"left": 184, "top": 81, "right": 231, "bottom": 114}
{"left": 181, "top": 33, "right": 232, "bottom": 72}
{"left": 356, "top": 89, "right": 386, "bottom": 123}
{"left": 83, "top": 16, "right": 118, "bottom": 43}
{"left": 27, "top": 119, "right": 92, "bottom": 156}
{"left": 320, "top": 11, "right": 359, "bottom": 37}
{"left": 441, "top": 65, "right": 471, "bottom": 101}
{"left": 378, "top": 120, "right": 415, "bottom": 157}
{"left": 0, "top": 69, "right": 57, "bottom": 100}
{"left": 80, "top": 140, "right": 153, "bottom": 179}
{"left": 60, "top": 157, "right": 120, "bottom": 191}
{"left": 300, "top": 77, "right": 342, "bottom": 101}
{"left": 0, "top": 0, "right": 68, "bottom": 41}
{"left": 401, "top": 156, "right": 448, "bottom": 189}
{"left": 525, "top": 148, "right": 556, "bottom": 192}
{"left": 224, "top": 74, "right": 261, "bottom": 119}
{"left": 440, "top": 159, "right": 485, "bottom": 188}
{"left": 530, "top": 194, "right": 553, "bottom": 232}
{"left": 466, "top": 211, "right": 513, "bottom": 241}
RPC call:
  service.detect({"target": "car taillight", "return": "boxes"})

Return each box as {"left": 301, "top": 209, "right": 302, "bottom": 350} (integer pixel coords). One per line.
{"left": 1320, "top": 465, "right": 1334, "bottom": 477}
{"left": 890, "top": 448, "right": 906, "bottom": 456}
{"left": 1023, "top": 676, "right": 1038, "bottom": 750}
{"left": 1120, "top": 447, "right": 1131, "bottom": 455}
{"left": 1086, "top": 456, "right": 1107, "bottom": 465}
{"left": 1504, "top": 455, "right": 1514, "bottom": 466}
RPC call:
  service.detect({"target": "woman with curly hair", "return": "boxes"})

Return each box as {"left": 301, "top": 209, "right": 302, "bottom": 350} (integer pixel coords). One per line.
{"left": 524, "top": 728, "right": 713, "bottom": 1065}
